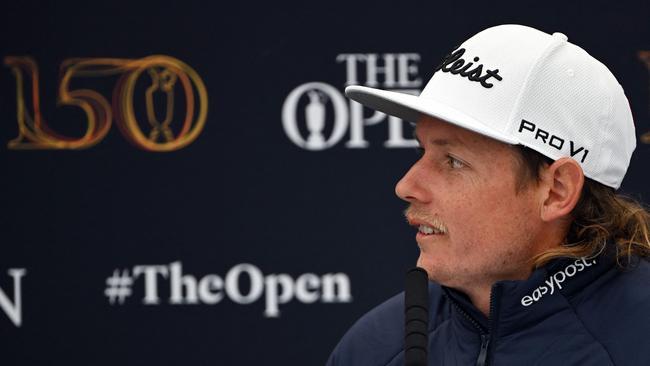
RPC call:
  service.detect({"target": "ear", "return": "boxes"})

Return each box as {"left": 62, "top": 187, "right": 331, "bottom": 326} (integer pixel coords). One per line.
{"left": 539, "top": 157, "right": 584, "bottom": 222}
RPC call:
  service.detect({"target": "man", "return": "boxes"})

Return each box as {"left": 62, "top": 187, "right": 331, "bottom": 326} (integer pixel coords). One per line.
{"left": 327, "top": 24, "right": 650, "bottom": 365}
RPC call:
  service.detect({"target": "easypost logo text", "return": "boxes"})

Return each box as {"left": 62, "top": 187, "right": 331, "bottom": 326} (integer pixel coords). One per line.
{"left": 521, "top": 258, "right": 596, "bottom": 307}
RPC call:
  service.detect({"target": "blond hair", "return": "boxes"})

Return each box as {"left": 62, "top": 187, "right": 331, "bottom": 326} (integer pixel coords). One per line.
{"left": 514, "top": 146, "right": 650, "bottom": 267}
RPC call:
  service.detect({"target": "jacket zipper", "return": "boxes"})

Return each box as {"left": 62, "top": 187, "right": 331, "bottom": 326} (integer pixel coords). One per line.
{"left": 482, "top": 284, "right": 501, "bottom": 366}
{"left": 447, "top": 297, "right": 490, "bottom": 366}
{"left": 475, "top": 334, "right": 490, "bottom": 366}
{"left": 445, "top": 285, "right": 500, "bottom": 366}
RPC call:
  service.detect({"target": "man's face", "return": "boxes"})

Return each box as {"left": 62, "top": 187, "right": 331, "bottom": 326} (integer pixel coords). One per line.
{"left": 396, "top": 115, "right": 546, "bottom": 290}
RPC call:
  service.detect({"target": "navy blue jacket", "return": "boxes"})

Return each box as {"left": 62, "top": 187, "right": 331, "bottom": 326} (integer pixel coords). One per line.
{"left": 327, "top": 253, "right": 650, "bottom": 365}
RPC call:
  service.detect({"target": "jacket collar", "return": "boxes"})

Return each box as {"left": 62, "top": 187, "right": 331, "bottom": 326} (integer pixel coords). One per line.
{"left": 441, "top": 249, "right": 617, "bottom": 337}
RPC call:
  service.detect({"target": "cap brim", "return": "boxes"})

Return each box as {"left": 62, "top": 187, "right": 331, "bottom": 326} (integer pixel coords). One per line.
{"left": 345, "top": 85, "right": 518, "bottom": 144}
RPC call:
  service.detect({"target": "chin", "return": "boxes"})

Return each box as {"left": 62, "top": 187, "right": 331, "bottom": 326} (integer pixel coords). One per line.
{"left": 416, "top": 255, "right": 441, "bottom": 283}
{"left": 417, "top": 254, "right": 463, "bottom": 287}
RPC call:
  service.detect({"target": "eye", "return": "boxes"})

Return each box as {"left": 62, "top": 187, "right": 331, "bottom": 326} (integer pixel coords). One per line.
{"left": 447, "top": 155, "right": 465, "bottom": 169}
{"left": 414, "top": 147, "right": 425, "bottom": 156}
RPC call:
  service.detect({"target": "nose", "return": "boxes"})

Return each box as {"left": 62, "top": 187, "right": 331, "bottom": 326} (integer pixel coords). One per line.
{"left": 395, "top": 161, "right": 429, "bottom": 203}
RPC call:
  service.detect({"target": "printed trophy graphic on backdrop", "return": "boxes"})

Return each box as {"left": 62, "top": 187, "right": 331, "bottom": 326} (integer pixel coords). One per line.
{"left": 282, "top": 81, "right": 349, "bottom": 151}
{"left": 145, "top": 68, "right": 177, "bottom": 143}
{"left": 305, "top": 90, "right": 327, "bottom": 150}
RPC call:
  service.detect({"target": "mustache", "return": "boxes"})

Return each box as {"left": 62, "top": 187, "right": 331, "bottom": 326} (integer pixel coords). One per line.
{"left": 403, "top": 206, "right": 448, "bottom": 230}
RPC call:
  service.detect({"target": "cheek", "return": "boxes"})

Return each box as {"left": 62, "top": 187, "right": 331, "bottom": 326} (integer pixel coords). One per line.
{"left": 443, "top": 182, "right": 533, "bottom": 254}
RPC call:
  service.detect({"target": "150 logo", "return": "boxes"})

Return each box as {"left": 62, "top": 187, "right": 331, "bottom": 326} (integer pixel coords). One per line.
{"left": 4, "top": 55, "right": 207, "bottom": 151}
{"left": 282, "top": 53, "right": 422, "bottom": 150}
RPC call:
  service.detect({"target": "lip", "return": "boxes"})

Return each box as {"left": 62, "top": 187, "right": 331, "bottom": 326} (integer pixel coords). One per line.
{"left": 406, "top": 216, "right": 427, "bottom": 227}
{"left": 407, "top": 216, "right": 447, "bottom": 237}
{"left": 416, "top": 230, "right": 445, "bottom": 240}
{"left": 415, "top": 230, "right": 446, "bottom": 249}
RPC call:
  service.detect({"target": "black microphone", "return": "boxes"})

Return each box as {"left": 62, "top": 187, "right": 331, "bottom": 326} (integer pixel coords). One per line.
{"left": 404, "top": 267, "right": 429, "bottom": 366}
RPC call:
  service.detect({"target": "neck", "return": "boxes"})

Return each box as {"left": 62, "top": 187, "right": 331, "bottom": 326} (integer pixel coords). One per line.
{"left": 460, "top": 267, "right": 535, "bottom": 317}
{"left": 463, "top": 286, "right": 492, "bottom": 318}
{"left": 463, "top": 285, "right": 493, "bottom": 317}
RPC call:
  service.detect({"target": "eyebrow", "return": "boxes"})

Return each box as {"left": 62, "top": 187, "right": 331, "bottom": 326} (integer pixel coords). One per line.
{"left": 429, "top": 138, "right": 459, "bottom": 146}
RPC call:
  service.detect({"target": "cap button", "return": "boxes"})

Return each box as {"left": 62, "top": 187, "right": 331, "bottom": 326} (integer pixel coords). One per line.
{"left": 552, "top": 32, "right": 568, "bottom": 42}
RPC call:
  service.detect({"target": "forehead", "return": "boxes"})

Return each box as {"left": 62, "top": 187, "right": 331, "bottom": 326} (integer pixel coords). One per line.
{"left": 414, "top": 115, "right": 510, "bottom": 152}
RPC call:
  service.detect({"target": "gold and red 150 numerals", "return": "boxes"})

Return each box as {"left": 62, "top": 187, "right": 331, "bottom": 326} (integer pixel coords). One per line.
{"left": 4, "top": 55, "right": 208, "bottom": 152}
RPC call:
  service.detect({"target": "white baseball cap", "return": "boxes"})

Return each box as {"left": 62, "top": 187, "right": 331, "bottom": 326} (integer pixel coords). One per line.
{"left": 346, "top": 24, "right": 636, "bottom": 189}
